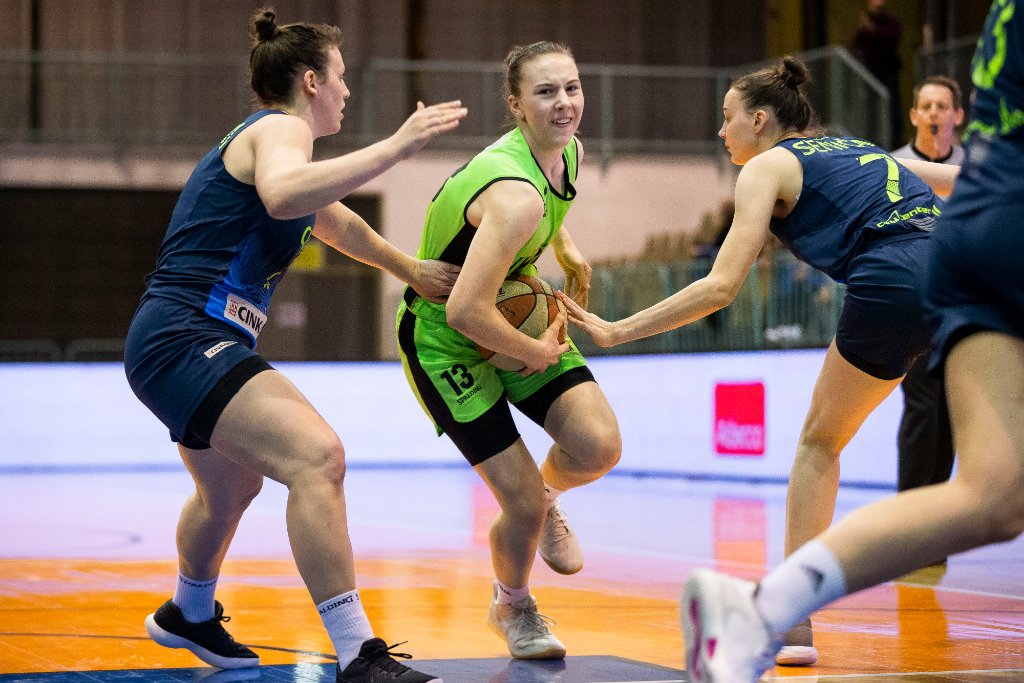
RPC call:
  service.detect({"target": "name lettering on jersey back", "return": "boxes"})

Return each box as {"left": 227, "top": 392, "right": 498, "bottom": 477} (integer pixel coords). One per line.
{"left": 790, "top": 137, "right": 876, "bottom": 155}
{"left": 224, "top": 293, "right": 266, "bottom": 338}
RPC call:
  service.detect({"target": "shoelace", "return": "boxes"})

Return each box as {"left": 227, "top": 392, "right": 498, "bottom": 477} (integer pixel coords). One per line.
{"left": 546, "top": 505, "right": 572, "bottom": 542}
{"left": 200, "top": 617, "right": 244, "bottom": 647}
{"left": 509, "top": 602, "right": 558, "bottom": 637}
{"left": 365, "top": 641, "right": 416, "bottom": 673}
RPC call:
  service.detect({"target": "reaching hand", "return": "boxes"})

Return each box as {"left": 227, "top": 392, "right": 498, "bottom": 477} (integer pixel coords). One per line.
{"left": 392, "top": 101, "right": 468, "bottom": 159}
{"left": 556, "top": 290, "right": 618, "bottom": 348}
{"left": 556, "top": 244, "right": 592, "bottom": 310}
{"left": 520, "top": 309, "right": 571, "bottom": 375}
{"left": 413, "top": 259, "right": 461, "bottom": 303}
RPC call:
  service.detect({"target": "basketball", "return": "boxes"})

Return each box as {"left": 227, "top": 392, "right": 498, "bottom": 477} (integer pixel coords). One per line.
{"left": 475, "top": 274, "right": 566, "bottom": 372}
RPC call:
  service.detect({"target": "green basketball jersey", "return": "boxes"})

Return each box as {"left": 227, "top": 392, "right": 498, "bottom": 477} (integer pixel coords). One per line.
{"left": 395, "top": 128, "right": 588, "bottom": 437}
{"left": 416, "top": 127, "right": 579, "bottom": 286}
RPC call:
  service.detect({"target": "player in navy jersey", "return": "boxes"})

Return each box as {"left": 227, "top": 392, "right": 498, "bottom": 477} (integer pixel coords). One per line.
{"left": 645, "top": 2, "right": 1021, "bottom": 679}
{"left": 559, "top": 55, "right": 960, "bottom": 670}
{"left": 124, "top": 8, "right": 465, "bottom": 683}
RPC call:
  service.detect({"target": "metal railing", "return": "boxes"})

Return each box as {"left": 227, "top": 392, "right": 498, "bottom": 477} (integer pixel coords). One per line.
{"left": 915, "top": 34, "right": 980, "bottom": 110}
{"left": 688, "top": 45, "right": 892, "bottom": 148}
{"left": 0, "top": 49, "right": 252, "bottom": 148}
{"left": 0, "top": 338, "right": 124, "bottom": 362}
{"left": 0, "top": 252, "right": 844, "bottom": 362}
{"left": 1, "top": 46, "right": 889, "bottom": 162}
{"left": 558, "top": 251, "right": 845, "bottom": 357}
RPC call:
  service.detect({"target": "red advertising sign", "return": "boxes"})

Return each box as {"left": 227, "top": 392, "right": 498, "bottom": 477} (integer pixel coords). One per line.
{"left": 713, "top": 382, "right": 765, "bottom": 456}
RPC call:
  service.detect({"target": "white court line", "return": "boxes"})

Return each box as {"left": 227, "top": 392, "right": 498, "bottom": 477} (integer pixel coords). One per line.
{"left": 764, "top": 667, "right": 1024, "bottom": 679}
{"left": 894, "top": 577, "right": 1024, "bottom": 602}
{"left": 585, "top": 543, "right": 1024, "bottom": 603}
{"left": 433, "top": 668, "right": 1024, "bottom": 683}
{"left": 356, "top": 508, "right": 1024, "bottom": 603}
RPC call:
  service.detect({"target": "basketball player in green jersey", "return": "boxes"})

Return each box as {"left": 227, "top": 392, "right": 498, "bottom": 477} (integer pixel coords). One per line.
{"left": 396, "top": 42, "right": 621, "bottom": 659}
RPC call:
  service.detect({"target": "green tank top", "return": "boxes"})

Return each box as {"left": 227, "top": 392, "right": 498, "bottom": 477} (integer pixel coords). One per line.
{"left": 409, "top": 128, "right": 578, "bottom": 319}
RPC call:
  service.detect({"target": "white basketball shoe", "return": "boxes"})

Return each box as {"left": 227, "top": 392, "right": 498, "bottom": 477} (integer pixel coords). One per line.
{"left": 487, "top": 581, "right": 566, "bottom": 660}
{"left": 681, "top": 569, "right": 783, "bottom": 682}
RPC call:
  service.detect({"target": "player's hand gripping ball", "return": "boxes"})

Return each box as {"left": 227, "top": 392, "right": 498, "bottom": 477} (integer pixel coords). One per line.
{"left": 474, "top": 274, "right": 566, "bottom": 372}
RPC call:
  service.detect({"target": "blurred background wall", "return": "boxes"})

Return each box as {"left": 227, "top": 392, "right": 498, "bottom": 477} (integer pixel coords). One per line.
{"left": 0, "top": 0, "right": 991, "bottom": 361}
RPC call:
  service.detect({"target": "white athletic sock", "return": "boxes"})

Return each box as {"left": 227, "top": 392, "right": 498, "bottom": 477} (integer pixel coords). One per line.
{"left": 494, "top": 579, "right": 531, "bottom": 605}
{"left": 753, "top": 540, "right": 848, "bottom": 636}
{"left": 173, "top": 573, "right": 217, "bottom": 622}
{"left": 543, "top": 484, "right": 564, "bottom": 508}
{"left": 317, "top": 590, "right": 374, "bottom": 670}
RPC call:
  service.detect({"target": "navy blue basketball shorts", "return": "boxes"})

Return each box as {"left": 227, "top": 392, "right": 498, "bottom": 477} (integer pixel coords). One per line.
{"left": 927, "top": 197, "right": 1024, "bottom": 372}
{"left": 835, "top": 233, "right": 933, "bottom": 380}
{"left": 124, "top": 297, "right": 272, "bottom": 450}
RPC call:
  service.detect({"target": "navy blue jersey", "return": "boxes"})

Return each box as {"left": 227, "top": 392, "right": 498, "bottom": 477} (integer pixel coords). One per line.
{"left": 927, "top": 0, "right": 1024, "bottom": 370}
{"left": 772, "top": 136, "right": 942, "bottom": 283}
{"left": 967, "top": 0, "right": 1024, "bottom": 143}
{"left": 958, "top": 0, "right": 1024, "bottom": 206}
{"left": 142, "top": 109, "right": 316, "bottom": 344}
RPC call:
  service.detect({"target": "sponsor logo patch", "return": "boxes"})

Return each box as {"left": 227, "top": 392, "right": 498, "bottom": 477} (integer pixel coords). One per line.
{"left": 224, "top": 293, "right": 267, "bottom": 338}
{"left": 204, "top": 341, "right": 237, "bottom": 358}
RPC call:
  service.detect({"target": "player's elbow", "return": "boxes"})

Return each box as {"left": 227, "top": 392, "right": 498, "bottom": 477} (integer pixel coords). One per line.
{"left": 445, "top": 298, "right": 476, "bottom": 336}
{"left": 705, "top": 276, "right": 739, "bottom": 311}
{"left": 262, "top": 194, "right": 304, "bottom": 221}
{"left": 258, "top": 180, "right": 308, "bottom": 220}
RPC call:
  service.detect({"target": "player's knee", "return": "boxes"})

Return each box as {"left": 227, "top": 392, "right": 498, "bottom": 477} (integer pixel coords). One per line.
{"left": 956, "top": 468, "right": 1024, "bottom": 544}
{"left": 297, "top": 433, "right": 348, "bottom": 490}
{"left": 796, "top": 428, "right": 843, "bottom": 462}
{"left": 499, "top": 484, "right": 547, "bottom": 527}
{"left": 560, "top": 425, "right": 621, "bottom": 476}
{"left": 234, "top": 470, "right": 264, "bottom": 507}
{"left": 198, "top": 469, "right": 263, "bottom": 520}
{"left": 590, "top": 424, "right": 622, "bottom": 472}
{"left": 980, "top": 487, "right": 1024, "bottom": 543}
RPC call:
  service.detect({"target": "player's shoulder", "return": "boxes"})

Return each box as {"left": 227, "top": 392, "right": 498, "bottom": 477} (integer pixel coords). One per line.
{"left": 247, "top": 110, "right": 312, "bottom": 144}
{"left": 572, "top": 135, "right": 585, "bottom": 161}
{"left": 742, "top": 145, "right": 801, "bottom": 181}
{"left": 483, "top": 176, "right": 545, "bottom": 207}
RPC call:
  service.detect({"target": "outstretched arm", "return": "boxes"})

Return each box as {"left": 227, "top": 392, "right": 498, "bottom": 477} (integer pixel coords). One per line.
{"left": 254, "top": 100, "right": 468, "bottom": 220}
{"left": 559, "top": 150, "right": 787, "bottom": 347}
{"left": 896, "top": 157, "right": 960, "bottom": 197}
{"left": 313, "top": 202, "right": 459, "bottom": 303}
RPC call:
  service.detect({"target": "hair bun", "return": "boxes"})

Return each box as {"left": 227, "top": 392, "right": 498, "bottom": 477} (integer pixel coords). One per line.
{"left": 253, "top": 8, "right": 278, "bottom": 42}
{"left": 780, "top": 56, "right": 809, "bottom": 89}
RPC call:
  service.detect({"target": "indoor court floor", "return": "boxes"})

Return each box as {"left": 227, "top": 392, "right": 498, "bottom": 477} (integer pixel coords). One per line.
{"left": 1, "top": 465, "right": 1022, "bottom": 682}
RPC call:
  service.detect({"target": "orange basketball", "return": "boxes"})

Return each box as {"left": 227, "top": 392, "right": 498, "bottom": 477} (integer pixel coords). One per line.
{"left": 475, "top": 274, "right": 566, "bottom": 372}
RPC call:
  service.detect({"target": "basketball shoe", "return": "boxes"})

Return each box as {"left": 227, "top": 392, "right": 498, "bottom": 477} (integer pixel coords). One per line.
{"left": 776, "top": 618, "right": 818, "bottom": 666}
{"left": 681, "top": 569, "right": 782, "bottom": 682}
{"left": 145, "top": 600, "right": 259, "bottom": 669}
{"left": 487, "top": 581, "right": 566, "bottom": 660}
{"left": 538, "top": 501, "right": 583, "bottom": 574}
{"left": 336, "top": 638, "right": 440, "bottom": 682}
